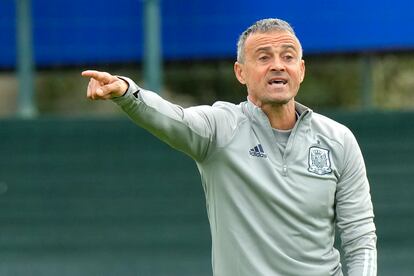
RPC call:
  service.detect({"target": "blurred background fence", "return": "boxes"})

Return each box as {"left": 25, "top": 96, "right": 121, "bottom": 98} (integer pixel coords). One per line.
{"left": 1, "top": 0, "right": 414, "bottom": 275}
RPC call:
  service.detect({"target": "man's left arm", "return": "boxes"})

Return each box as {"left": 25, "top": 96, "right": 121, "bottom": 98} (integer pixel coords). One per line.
{"left": 336, "top": 130, "right": 377, "bottom": 276}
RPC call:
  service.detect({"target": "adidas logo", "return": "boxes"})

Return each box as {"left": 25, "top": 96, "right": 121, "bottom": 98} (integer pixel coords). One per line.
{"left": 249, "top": 144, "right": 267, "bottom": 158}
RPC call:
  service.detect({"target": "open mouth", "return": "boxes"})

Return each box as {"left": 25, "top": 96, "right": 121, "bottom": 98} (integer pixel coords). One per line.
{"left": 268, "top": 79, "right": 288, "bottom": 85}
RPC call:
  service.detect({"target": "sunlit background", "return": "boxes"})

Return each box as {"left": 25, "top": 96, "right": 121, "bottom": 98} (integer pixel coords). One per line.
{"left": 0, "top": 0, "right": 413, "bottom": 275}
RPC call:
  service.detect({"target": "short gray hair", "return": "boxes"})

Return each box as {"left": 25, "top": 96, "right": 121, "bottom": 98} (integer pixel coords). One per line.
{"left": 236, "top": 18, "right": 301, "bottom": 63}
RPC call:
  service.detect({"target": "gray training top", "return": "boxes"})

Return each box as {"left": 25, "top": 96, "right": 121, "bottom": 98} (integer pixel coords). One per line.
{"left": 113, "top": 78, "right": 377, "bottom": 276}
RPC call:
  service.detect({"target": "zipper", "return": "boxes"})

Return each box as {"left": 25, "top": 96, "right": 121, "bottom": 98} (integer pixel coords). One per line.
{"left": 281, "top": 110, "right": 309, "bottom": 176}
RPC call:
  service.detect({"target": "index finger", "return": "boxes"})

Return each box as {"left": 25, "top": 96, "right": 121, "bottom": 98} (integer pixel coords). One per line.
{"left": 81, "top": 70, "right": 113, "bottom": 84}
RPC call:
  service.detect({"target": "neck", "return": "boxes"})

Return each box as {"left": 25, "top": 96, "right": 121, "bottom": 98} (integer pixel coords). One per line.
{"left": 260, "top": 101, "right": 297, "bottom": 130}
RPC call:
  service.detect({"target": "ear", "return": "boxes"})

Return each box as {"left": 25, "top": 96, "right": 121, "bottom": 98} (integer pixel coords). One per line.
{"left": 234, "top": 62, "right": 246, "bottom": 85}
{"left": 299, "top": 59, "right": 305, "bottom": 83}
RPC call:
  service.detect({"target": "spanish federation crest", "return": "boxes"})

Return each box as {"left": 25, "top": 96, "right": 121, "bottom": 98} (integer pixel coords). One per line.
{"left": 308, "top": 146, "right": 332, "bottom": 175}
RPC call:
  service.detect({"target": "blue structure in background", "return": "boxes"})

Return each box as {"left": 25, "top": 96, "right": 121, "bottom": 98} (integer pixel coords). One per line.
{"left": 1, "top": 0, "right": 414, "bottom": 68}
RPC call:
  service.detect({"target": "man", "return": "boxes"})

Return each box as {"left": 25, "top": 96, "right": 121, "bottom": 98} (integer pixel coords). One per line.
{"left": 82, "top": 18, "right": 377, "bottom": 276}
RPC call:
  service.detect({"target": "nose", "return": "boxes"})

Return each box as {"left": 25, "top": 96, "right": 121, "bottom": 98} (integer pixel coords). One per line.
{"left": 270, "top": 57, "right": 285, "bottom": 72}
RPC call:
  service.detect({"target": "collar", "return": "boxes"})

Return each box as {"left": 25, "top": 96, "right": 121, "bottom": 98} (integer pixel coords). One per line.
{"left": 243, "top": 98, "right": 312, "bottom": 127}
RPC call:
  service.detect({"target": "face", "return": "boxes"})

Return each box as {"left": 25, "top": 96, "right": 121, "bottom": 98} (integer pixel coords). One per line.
{"left": 234, "top": 31, "right": 305, "bottom": 108}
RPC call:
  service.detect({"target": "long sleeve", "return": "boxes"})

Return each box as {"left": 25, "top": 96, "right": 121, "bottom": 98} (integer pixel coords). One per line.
{"left": 335, "top": 129, "right": 377, "bottom": 276}
{"left": 111, "top": 77, "right": 238, "bottom": 162}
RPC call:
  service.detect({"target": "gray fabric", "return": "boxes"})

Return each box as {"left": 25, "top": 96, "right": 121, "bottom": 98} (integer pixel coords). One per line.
{"left": 272, "top": 128, "right": 291, "bottom": 156}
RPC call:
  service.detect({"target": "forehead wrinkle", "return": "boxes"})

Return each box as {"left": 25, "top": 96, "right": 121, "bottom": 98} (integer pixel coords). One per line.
{"left": 255, "top": 44, "right": 298, "bottom": 54}
{"left": 245, "top": 32, "right": 302, "bottom": 57}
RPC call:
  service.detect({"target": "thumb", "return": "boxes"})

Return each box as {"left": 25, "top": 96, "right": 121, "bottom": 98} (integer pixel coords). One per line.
{"left": 99, "top": 80, "right": 128, "bottom": 98}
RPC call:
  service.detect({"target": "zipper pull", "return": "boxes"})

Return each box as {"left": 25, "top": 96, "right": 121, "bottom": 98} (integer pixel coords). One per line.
{"left": 282, "top": 165, "right": 288, "bottom": 176}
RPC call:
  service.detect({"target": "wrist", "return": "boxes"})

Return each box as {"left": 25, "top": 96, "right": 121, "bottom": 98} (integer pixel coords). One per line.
{"left": 116, "top": 76, "right": 130, "bottom": 97}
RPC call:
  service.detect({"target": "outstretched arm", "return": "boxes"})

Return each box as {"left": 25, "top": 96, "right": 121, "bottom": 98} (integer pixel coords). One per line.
{"left": 81, "top": 70, "right": 237, "bottom": 162}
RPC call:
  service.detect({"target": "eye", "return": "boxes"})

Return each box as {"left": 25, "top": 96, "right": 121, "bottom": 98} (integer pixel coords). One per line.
{"left": 283, "top": 53, "right": 296, "bottom": 62}
{"left": 258, "top": 55, "right": 270, "bottom": 61}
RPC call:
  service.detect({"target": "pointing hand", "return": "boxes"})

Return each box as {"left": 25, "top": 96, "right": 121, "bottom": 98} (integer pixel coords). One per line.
{"left": 81, "top": 70, "right": 129, "bottom": 100}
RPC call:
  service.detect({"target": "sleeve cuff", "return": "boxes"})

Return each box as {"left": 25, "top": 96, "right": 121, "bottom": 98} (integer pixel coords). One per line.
{"left": 112, "top": 76, "right": 142, "bottom": 104}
